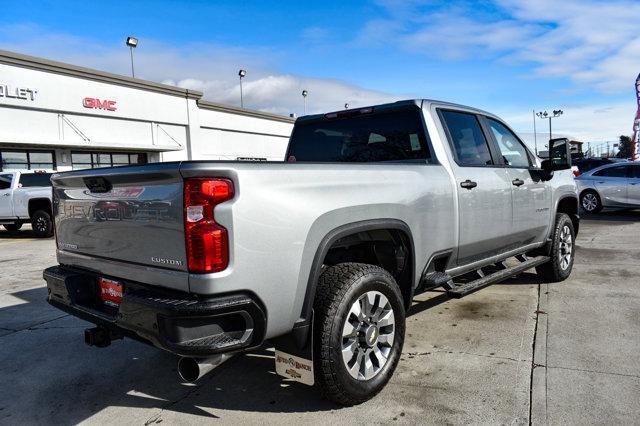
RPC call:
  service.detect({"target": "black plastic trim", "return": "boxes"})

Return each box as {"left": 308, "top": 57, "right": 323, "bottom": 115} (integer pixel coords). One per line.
{"left": 554, "top": 195, "right": 580, "bottom": 236}
{"left": 296, "top": 219, "right": 415, "bottom": 329}
{"left": 43, "top": 265, "right": 266, "bottom": 357}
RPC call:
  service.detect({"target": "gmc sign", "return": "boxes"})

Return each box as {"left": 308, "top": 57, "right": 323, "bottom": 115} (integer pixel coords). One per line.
{"left": 83, "top": 97, "right": 117, "bottom": 111}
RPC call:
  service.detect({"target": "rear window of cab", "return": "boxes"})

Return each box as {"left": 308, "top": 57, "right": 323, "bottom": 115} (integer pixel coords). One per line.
{"left": 287, "top": 109, "right": 431, "bottom": 163}
{"left": 18, "top": 173, "right": 53, "bottom": 188}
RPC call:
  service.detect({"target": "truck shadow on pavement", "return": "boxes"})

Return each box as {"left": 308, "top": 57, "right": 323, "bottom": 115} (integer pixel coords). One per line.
{"left": 0, "top": 227, "right": 51, "bottom": 239}
{"left": 4, "top": 208, "right": 626, "bottom": 423}
{"left": 1, "top": 273, "right": 552, "bottom": 422}
{"left": 0, "top": 288, "right": 337, "bottom": 424}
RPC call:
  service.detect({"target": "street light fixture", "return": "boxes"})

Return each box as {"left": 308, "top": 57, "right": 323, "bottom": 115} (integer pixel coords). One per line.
{"left": 344, "top": 103, "right": 349, "bottom": 110}
{"left": 125, "top": 36, "right": 138, "bottom": 78}
{"left": 302, "top": 90, "right": 308, "bottom": 114}
{"left": 238, "top": 69, "right": 247, "bottom": 108}
{"left": 536, "top": 109, "right": 563, "bottom": 146}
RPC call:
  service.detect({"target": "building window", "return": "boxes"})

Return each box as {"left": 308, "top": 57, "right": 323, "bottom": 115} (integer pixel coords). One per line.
{"left": 0, "top": 150, "right": 55, "bottom": 172}
{"left": 71, "top": 152, "right": 148, "bottom": 170}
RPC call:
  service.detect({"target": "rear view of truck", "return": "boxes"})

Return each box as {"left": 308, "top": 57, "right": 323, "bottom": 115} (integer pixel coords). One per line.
{"left": 44, "top": 163, "right": 266, "bottom": 368}
{"left": 43, "top": 100, "right": 467, "bottom": 405}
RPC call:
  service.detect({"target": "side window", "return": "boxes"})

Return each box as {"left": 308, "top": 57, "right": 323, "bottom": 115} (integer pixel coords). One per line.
{"left": 486, "top": 118, "right": 531, "bottom": 168}
{"left": 0, "top": 174, "right": 12, "bottom": 190}
{"left": 593, "top": 166, "right": 628, "bottom": 178}
{"left": 441, "top": 110, "right": 493, "bottom": 166}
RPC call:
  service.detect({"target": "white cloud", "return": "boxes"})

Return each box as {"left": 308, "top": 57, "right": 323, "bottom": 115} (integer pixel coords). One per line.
{"left": 0, "top": 18, "right": 636, "bottom": 141}
{"left": 363, "top": 0, "right": 640, "bottom": 95}
{"left": 0, "top": 24, "right": 397, "bottom": 116}
{"left": 497, "top": 102, "right": 636, "bottom": 142}
{"left": 165, "top": 75, "right": 398, "bottom": 115}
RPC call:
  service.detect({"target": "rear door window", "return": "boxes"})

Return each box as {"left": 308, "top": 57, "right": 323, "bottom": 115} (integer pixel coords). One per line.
{"left": 286, "top": 108, "right": 430, "bottom": 163}
{"left": 440, "top": 110, "right": 494, "bottom": 166}
{"left": 18, "top": 173, "right": 53, "bottom": 187}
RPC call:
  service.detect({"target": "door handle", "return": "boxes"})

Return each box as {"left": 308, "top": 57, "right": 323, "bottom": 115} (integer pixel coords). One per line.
{"left": 512, "top": 178, "right": 525, "bottom": 187}
{"left": 460, "top": 179, "right": 477, "bottom": 189}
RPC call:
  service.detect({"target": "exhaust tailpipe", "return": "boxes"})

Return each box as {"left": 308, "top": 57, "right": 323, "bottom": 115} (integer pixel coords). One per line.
{"left": 177, "top": 354, "right": 233, "bottom": 382}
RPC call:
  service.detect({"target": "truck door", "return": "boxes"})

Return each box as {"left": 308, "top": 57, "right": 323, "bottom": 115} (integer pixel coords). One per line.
{"left": 439, "top": 110, "right": 514, "bottom": 266}
{"left": 0, "top": 173, "right": 15, "bottom": 218}
{"left": 483, "top": 117, "right": 550, "bottom": 246}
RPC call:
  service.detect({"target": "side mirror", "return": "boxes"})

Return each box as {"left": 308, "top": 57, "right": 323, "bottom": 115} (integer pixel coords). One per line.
{"left": 547, "top": 137, "right": 572, "bottom": 171}
{"left": 532, "top": 160, "right": 554, "bottom": 181}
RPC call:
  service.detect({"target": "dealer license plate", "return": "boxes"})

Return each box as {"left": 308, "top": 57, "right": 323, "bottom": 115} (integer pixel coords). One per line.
{"left": 98, "top": 277, "right": 123, "bottom": 308}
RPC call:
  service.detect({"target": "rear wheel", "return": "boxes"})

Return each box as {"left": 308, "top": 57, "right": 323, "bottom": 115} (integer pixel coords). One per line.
{"left": 536, "top": 213, "right": 575, "bottom": 282}
{"left": 580, "top": 190, "right": 602, "bottom": 213}
{"left": 3, "top": 223, "right": 22, "bottom": 232}
{"left": 313, "top": 263, "right": 405, "bottom": 406}
{"left": 31, "top": 210, "right": 53, "bottom": 238}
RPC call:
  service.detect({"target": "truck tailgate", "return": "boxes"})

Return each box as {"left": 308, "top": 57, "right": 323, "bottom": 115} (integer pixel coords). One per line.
{"left": 52, "top": 163, "right": 188, "bottom": 273}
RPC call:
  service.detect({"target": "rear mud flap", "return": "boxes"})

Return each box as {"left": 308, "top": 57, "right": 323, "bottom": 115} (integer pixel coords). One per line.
{"left": 273, "top": 315, "right": 314, "bottom": 386}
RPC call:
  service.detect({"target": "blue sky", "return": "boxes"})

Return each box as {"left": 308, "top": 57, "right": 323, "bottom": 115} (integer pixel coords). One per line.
{"left": 1, "top": 0, "right": 639, "bottom": 141}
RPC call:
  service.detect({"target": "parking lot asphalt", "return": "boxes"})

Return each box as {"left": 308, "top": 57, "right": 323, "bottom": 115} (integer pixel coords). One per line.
{"left": 0, "top": 212, "right": 639, "bottom": 425}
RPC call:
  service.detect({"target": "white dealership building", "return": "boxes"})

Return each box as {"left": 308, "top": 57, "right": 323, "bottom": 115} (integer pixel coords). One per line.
{"left": 0, "top": 50, "right": 295, "bottom": 172}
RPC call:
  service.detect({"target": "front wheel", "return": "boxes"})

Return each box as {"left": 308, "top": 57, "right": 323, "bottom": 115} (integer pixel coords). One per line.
{"left": 535, "top": 213, "right": 575, "bottom": 282}
{"left": 313, "top": 263, "right": 405, "bottom": 406}
{"left": 31, "top": 210, "right": 53, "bottom": 238}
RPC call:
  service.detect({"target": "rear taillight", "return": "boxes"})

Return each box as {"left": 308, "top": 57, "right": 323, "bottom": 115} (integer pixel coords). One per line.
{"left": 184, "top": 178, "right": 234, "bottom": 274}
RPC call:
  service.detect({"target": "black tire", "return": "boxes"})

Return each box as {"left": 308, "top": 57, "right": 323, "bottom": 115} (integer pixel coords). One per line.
{"left": 313, "top": 262, "right": 405, "bottom": 406}
{"left": 535, "top": 213, "right": 575, "bottom": 282}
{"left": 31, "top": 210, "right": 53, "bottom": 238}
{"left": 580, "top": 190, "right": 602, "bottom": 213}
{"left": 3, "top": 223, "right": 22, "bottom": 232}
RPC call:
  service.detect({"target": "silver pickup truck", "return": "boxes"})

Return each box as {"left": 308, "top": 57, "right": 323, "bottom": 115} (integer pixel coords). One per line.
{"left": 43, "top": 99, "right": 578, "bottom": 405}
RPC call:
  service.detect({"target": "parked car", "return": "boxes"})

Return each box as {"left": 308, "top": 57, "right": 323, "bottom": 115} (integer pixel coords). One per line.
{"left": 0, "top": 170, "right": 54, "bottom": 237}
{"left": 573, "top": 157, "right": 628, "bottom": 176}
{"left": 575, "top": 162, "right": 640, "bottom": 213}
{"left": 43, "top": 100, "right": 578, "bottom": 405}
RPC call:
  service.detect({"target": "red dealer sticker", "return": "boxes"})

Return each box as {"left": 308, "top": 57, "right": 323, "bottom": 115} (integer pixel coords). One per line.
{"left": 99, "top": 277, "right": 123, "bottom": 308}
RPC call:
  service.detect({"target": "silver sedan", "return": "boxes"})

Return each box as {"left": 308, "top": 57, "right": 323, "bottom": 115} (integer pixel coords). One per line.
{"left": 575, "top": 162, "right": 640, "bottom": 213}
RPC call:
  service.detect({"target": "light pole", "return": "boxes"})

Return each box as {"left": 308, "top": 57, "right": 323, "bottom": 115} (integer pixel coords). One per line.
{"left": 532, "top": 110, "right": 538, "bottom": 155}
{"left": 238, "top": 69, "right": 247, "bottom": 108}
{"left": 126, "top": 36, "right": 138, "bottom": 78}
{"left": 536, "top": 109, "right": 563, "bottom": 145}
{"left": 302, "top": 90, "right": 308, "bottom": 114}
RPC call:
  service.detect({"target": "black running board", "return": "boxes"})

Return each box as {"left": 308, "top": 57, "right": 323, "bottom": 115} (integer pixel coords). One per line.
{"left": 446, "top": 256, "right": 549, "bottom": 298}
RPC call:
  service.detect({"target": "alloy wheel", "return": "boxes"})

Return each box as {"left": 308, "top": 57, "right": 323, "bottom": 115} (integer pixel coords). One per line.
{"left": 582, "top": 193, "right": 598, "bottom": 212}
{"left": 341, "top": 290, "right": 395, "bottom": 381}
{"left": 558, "top": 225, "right": 573, "bottom": 270}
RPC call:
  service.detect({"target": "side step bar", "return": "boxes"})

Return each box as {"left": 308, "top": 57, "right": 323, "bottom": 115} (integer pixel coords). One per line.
{"left": 446, "top": 256, "right": 549, "bottom": 298}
